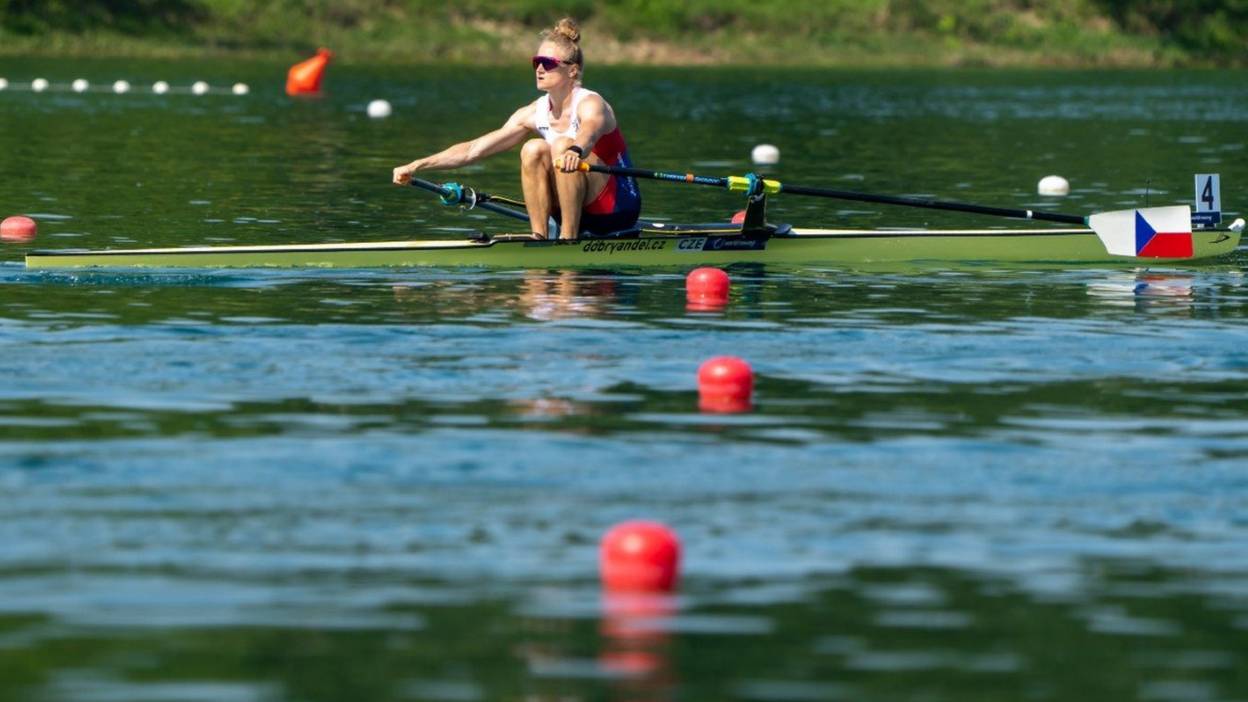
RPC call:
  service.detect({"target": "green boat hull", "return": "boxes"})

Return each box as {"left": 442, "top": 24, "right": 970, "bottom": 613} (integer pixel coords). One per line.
{"left": 24, "top": 227, "right": 1241, "bottom": 269}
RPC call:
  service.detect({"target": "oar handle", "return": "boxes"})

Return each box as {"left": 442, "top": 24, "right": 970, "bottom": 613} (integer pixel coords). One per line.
{"left": 409, "top": 176, "right": 454, "bottom": 199}
{"left": 408, "top": 177, "right": 532, "bottom": 224}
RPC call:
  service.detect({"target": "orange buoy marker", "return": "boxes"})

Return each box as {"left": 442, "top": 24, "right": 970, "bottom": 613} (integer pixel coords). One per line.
{"left": 730, "top": 210, "right": 747, "bottom": 225}
{"left": 698, "top": 356, "right": 754, "bottom": 413}
{"left": 286, "top": 48, "right": 332, "bottom": 96}
{"left": 600, "top": 521, "right": 682, "bottom": 593}
{"left": 1, "top": 216, "right": 37, "bottom": 243}
{"left": 685, "top": 267, "right": 730, "bottom": 306}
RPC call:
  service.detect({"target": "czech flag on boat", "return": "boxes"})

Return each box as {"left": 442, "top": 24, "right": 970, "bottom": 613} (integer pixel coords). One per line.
{"left": 1088, "top": 205, "right": 1193, "bottom": 258}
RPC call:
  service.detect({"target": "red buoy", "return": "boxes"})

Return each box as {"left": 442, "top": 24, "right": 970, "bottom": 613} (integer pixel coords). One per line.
{"left": 286, "top": 48, "right": 332, "bottom": 96}
{"left": 685, "top": 267, "right": 730, "bottom": 306}
{"left": 730, "top": 210, "right": 747, "bottom": 224}
{"left": 697, "top": 356, "right": 754, "bottom": 413}
{"left": 600, "top": 521, "right": 681, "bottom": 593}
{"left": 0, "top": 215, "right": 37, "bottom": 243}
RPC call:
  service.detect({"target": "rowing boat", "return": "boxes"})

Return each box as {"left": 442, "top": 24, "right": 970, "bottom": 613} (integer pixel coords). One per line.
{"left": 23, "top": 223, "right": 1241, "bottom": 269}
{"left": 24, "top": 169, "right": 1243, "bottom": 269}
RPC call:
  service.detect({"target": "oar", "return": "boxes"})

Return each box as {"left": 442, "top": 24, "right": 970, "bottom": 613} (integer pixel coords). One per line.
{"left": 580, "top": 163, "right": 1197, "bottom": 258}
{"left": 581, "top": 163, "right": 1085, "bottom": 223}
{"left": 409, "top": 177, "right": 532, "bottom": 224}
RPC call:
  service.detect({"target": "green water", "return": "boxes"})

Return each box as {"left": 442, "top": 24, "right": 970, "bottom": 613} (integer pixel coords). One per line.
{"left": 1, "top": 59, "right": 1247, "bottom": 701}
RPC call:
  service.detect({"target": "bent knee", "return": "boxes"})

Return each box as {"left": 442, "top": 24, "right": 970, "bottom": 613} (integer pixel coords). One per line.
{"left": 520, "top": 139, "right": 552, "bottom": 165}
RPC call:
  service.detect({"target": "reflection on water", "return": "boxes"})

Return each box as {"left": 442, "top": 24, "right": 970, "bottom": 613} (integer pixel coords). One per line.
{"left": 595, "top": 595, "right": 678, "bottom": 694}
{"left": 1086, "top": 271, "right": 1196, "bottom": 311}
{"left": 2, "top": 61, "right": 1248, "bottom": 701}
{"left": 1, "top": 563, "right": 1244, "bottom": 701}
{"left": 391, "top": 270, "right": 620, "bottom": 322}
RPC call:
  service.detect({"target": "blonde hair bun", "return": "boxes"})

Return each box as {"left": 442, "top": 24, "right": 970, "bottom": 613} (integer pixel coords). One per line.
{"left": 551, "top": 17, "right": 581, "bottom": 44}
{"left": 541, "top": 17, "right": 584, "bottom": 68}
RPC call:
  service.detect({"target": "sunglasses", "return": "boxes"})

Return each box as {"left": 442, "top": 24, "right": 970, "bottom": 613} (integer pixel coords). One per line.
{"left": 532, "top": 55, "right": 566, "bottom": 71}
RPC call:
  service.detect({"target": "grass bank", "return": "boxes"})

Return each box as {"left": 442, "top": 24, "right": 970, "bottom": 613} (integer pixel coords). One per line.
{"left": 0, "top": 0, "right": 1245, "bottom": 67}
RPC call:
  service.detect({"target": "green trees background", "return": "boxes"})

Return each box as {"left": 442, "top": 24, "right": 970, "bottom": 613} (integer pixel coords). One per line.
{"left": 1, "top": 0, "right": 1244, "bottom": 64}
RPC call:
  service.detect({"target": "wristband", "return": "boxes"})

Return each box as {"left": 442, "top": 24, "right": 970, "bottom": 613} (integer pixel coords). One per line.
{"left": 567, "top": 145, "right": 584, "bottom": 158}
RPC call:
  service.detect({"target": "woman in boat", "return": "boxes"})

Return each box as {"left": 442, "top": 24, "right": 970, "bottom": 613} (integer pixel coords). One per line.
{"left": 391, "top": 17, "right": 641, "bottom": 241}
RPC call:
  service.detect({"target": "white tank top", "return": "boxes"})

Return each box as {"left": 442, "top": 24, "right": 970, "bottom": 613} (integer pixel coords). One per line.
{"left": 534, "top": 87, "right": 596, "bottom": 145}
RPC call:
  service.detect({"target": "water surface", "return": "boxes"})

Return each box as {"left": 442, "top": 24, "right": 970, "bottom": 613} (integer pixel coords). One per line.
{"left": 1, "top": 59, "right": 1247, "bottom": 701}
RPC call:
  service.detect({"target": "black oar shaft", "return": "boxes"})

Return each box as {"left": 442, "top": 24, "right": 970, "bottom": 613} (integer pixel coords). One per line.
{"left": 778, "top": 183, "right": 1085, "bottom": 225}
{"left": 584, "top": 163, "right": 1086, "bottom": 226}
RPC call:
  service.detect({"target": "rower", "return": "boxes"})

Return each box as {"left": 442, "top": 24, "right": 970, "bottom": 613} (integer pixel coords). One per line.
{"left": 391, "top": 17, "right": 641, "bottom": 241}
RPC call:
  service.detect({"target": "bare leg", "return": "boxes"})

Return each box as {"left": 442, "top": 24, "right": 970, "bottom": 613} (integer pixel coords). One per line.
{"left": 520, "top": 139, "right": 555, "bottom": 238}
{"left": 550, "top": 137, "right": 587, "bottom": 240}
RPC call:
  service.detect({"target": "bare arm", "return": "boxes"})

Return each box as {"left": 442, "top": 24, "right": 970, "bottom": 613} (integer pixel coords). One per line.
{"left": 555, "top": 94, "right": 616, "bottom": 173}
{"left": 393, "top": 104, "right": 535, "bottom": 184}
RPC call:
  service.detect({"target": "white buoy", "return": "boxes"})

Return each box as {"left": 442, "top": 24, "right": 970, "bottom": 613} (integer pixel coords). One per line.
{"left": 191, "top": 81, "right": 209, "bottom": 95}
{"left": 152, "top": 81, "right": 169, "bottom": 95}
{"left": 1231, "top": 218, "right": 1245, "bottom": 234}
{"left": 31, "top": 78, "right": 49, "bottom": 93}
{"left": 71, "top": 79, "right": 89, "bottom": 93}
{"left": 1038, "top": 175, "right": 1070, "bottom": 196}
{"left": 367, "top": 99, "right": 393, "bottom": 119}
{"left": 0, "top": 78, "right": 7, "bottom": 91}
{"left": 231, "top": 82, "right": 250, "bottom": 96}
{"left": 112, "top": 80, "right": 131, "bottom": 94}
{"left": 751, "top": 143, "right": 780, "bottom": 165}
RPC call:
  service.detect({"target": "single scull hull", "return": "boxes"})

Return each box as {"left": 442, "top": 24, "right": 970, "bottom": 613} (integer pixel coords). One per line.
{"left": 24, "top": 225, "right": 1241, "bottom": 269}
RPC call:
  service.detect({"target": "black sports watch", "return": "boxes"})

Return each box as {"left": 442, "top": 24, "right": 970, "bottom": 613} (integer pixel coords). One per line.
{"left": 567, "top": 145, "right": 585, "bottom": 158}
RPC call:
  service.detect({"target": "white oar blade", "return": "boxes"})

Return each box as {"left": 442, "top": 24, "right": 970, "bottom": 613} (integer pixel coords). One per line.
{"left": 1088, "top": 205, "right": 1193, "bottom": 258}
